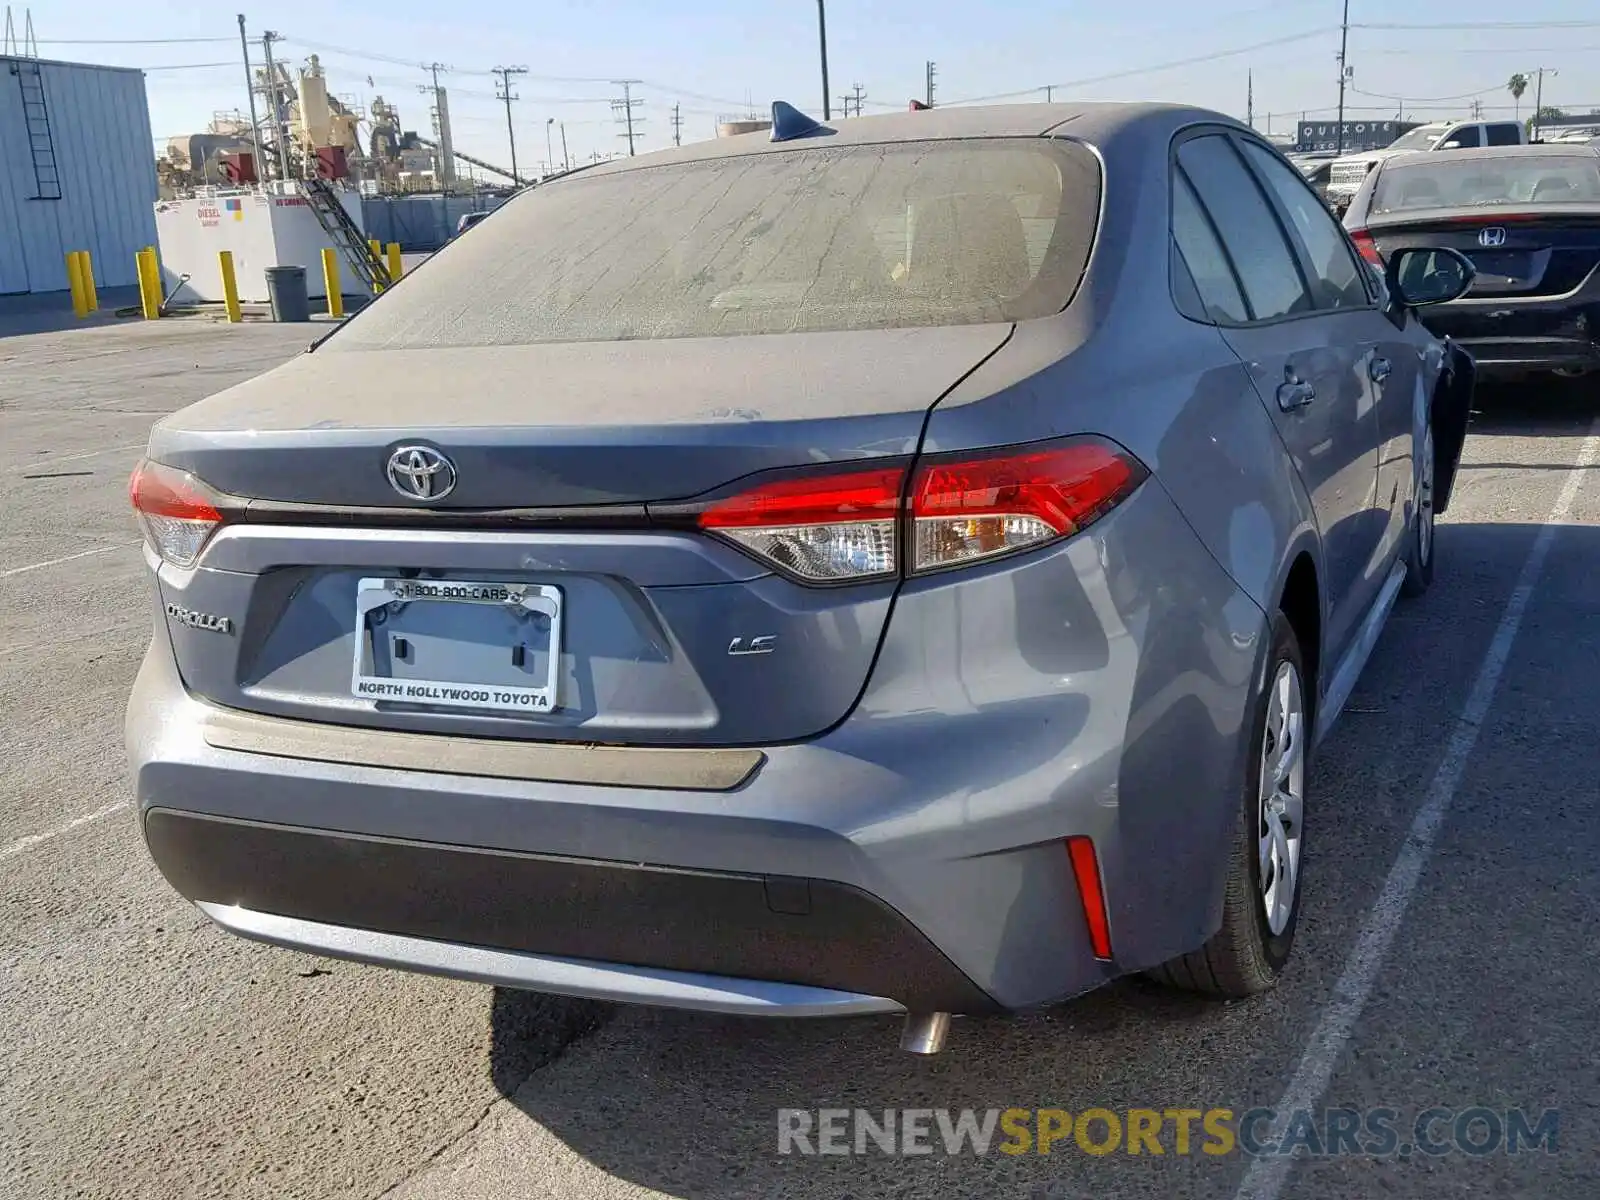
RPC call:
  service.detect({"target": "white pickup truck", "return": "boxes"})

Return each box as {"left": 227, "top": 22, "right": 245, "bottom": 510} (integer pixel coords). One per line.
{"left": 1324, "top": 119, "right": 1527, "bottom": 210}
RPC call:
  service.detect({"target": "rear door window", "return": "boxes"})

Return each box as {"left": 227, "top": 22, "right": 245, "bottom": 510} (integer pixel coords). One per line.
{"left": 1238, "top": 140, "right": 1372, "bottom": 309}
{"left": 1486, "top": 124, "right": 1523, "bottom": 147}
{"left": 1176, "top": 135, "right": 1314, "bottom": 322}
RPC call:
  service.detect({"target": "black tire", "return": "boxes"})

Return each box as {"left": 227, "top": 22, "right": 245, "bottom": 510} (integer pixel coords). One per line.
{"left": 1149, "top": 611, "right": 1306, "bottom": 997}
{"left": 1401, "top": 411, "right": 1436, "bottom": 599}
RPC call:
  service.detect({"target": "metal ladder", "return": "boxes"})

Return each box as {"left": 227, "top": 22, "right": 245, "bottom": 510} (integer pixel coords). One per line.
{"left": 301, "top": 176, "right": 390, "bottom": 293}
{"left": 10, "top": 60, "right": 61, "bottom": 200}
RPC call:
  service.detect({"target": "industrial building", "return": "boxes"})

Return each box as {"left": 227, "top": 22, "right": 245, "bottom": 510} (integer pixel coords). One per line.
{"left": 1, "top": 53, "right": 158, "bottom": 295}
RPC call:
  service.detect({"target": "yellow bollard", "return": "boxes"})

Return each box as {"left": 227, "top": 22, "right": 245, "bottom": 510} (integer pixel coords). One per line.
{"left": 218, "top": 250, "right": 242, "bottom": 324}
{"left": 368, "top": 238, "right": 384, "bottom": 291}
{"left": 386, "top": 242, "right": 402, "bottom": 284}
{"left": 65, "top": 251, "right": 89, "bottom": 318}
{"left": 136, "top": 248, "right": 162, "bottom": 319}
{"left": 78, "top": 249, "right": 99, "bottom": 311}
{"left": 321, "top": 248, "right": 344, "bottom": 318}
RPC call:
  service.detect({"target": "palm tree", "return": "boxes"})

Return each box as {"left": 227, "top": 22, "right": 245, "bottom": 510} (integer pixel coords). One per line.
{"left": 1507, "top": 73, "right": 1529, "bottom": 119}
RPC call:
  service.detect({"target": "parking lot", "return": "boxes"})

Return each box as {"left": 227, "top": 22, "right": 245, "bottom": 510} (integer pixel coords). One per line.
{"left": 2, "top": 311, "right": 1597, "bottom": 1199}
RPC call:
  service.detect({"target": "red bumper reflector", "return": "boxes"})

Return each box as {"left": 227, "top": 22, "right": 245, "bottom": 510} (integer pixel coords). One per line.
{"left": 1066, "top": 836, "right": 1113, "bottom": 961}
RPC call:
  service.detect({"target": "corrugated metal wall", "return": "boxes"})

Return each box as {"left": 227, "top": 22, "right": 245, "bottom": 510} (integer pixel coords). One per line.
{"left": 361, "top": 193, "right": 507, "bottom": 252}
{"left": 0, "top": 57, "right": 159, "bottom": 294}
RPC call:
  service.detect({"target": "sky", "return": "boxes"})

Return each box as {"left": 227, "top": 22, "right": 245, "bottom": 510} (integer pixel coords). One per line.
{"left": 15, "top": 0, "right": 1600, "bottom": 176}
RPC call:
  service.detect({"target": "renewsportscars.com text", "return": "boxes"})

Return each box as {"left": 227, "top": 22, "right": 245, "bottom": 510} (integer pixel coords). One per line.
{"left": 777, "top": 1106, "right": 1559, "bottom": 1158}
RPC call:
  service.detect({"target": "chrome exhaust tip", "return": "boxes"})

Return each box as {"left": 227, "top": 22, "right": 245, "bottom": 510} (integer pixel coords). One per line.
{"left": 899, "top": 1012, "right": 952, "bottom": 1055}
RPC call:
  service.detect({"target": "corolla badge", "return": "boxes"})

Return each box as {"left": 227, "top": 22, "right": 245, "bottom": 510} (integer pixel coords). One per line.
{"left": 386, "top": 445, "right": 457, "bottom": 501}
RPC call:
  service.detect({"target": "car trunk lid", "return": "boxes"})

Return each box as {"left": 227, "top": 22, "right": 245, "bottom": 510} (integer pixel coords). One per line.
{"left": 146, "top": 325, "right": 1014, "bottom": 747}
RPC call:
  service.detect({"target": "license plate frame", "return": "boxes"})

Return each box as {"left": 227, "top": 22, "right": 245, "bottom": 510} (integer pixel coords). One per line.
{"left": 350, "top": 577, "right": 563, "bottom": 715}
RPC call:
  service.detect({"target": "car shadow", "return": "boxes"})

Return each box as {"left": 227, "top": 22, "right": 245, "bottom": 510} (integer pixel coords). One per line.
{"left": 476, "top": 511, "right": 1598, "bottom": 1200}
{"left": 0, "top": 287, "right": 144, "bottom": 339}
{"left": 1470, "top": 375, "right": 1598, "bottom": 439}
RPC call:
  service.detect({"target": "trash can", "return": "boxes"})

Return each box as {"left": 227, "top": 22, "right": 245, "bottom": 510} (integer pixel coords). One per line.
{"left": 264, "top": 265, "right": 311, "bottom": 323}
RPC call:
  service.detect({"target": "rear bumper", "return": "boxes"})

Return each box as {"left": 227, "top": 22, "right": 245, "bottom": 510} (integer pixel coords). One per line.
{"left": 128, "top": 482, "right": 1268, "bottom": 1016}
{"left": 1420, "top": 295, "right": 1600, "bottom": 377}
{"left": 151, "top": 810, "right": 988, "bottom": 1014}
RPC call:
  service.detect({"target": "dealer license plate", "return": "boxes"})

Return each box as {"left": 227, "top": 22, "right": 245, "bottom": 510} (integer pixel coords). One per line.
{"left": 350, "top": 577, "right": 562, "bottom": 714}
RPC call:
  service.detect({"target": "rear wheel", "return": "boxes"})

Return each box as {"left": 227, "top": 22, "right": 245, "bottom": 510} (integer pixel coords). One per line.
{"left": 1401, "top": 418, "right": 1436, "bottom": 599}
{"left": 1150, "top": 612, "right": 1306, "bottom": 997}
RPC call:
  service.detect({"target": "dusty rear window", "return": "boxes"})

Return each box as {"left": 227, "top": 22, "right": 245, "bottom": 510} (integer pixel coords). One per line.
{"left": 1372, "top": 155, "right": 1600, "bottom": 212}
{"left": 325, "top": 139, "right": 1101, "bottom": 347}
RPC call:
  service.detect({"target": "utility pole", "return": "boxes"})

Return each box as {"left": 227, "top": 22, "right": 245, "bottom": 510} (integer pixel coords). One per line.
{"left": 817, "top": 0, "right": 831, "bottom": 119}
{"left": 493, "top": 66, "right": 527, "bottom": 184}
{"left": 1045, "top": 85, "right": 1055, "bottom": 103}
{"left": 671, "top": 103, "right": 682, "bottom": 146}
{"left": 612, "top": 80, "right": 642, "bottom": 156}
{"left": 1530, "top": 66, "right": 1557, "bottom": 140}
{"left": 839, "top": 93, "right": 854, "bottom": 117}
{"left": 1335, "top": 0, "right": 1350, "bottom": 154}
{"left": 545, "top": 117, "right": 555, "bottom": 174}
{"left": 259, "top": 31, "right": 291, "bottom": 180}
{"left": 1247, "top": 69, "right": 1254, "bottom": 128}
{"left": 925, "top": 61, "right": 937, "bottom": 108}
{"left": 853, "top": 83, "right": 865, "bottom": 117}
{"left": 420, "top": 63, "right": 456, "bottom": 185}
{"left": 559, "top": 121, "right": 570, "bottom": 170}
{"left": 236, "top": 15, "right": 265, "bottom": 183}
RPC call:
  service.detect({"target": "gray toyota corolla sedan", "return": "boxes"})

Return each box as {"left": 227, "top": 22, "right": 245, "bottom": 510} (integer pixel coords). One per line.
{"left": 127, "top": 102, "right": 1477, "bottom": 1053}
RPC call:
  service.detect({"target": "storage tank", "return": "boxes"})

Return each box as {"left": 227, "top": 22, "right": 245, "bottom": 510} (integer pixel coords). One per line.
{"left": 297, "top": 56, "right": 332, "bottom": 148}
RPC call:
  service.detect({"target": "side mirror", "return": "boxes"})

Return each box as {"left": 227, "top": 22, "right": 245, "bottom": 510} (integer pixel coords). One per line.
{"left": 1386, "top": 246, "right": 1476, "bottom": 308}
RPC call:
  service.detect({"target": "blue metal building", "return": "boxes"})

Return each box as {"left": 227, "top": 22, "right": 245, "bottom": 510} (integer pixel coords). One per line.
{"left": 1, "top": 55, "right": 158, "bottom": 294}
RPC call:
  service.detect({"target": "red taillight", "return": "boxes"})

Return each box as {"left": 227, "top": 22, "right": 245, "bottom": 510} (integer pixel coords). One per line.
{"left": 1066, "top": 836, "right": 1113, "bottom": 961}
{"left": 1348, "top": 228, "right": 1383, "bottom": 266}
{"left": 692, "top": 438, "right": 1145, "bottom": 583}
{"left": 696, "top": 465, "right": 905, "bottom": 582}
{"left": 908, "top": 439, "right": 1145, "bottom": 574}
{"left": 129, "top": 459, "right": 224, "bottom": 568}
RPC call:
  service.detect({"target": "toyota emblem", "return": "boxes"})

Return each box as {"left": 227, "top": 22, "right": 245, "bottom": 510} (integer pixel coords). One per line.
{"left": 1478, "top": 227, "right": 1507, "bottom": 248}
{"left": 385, "top": 445, "right": 457, "bottom": 501}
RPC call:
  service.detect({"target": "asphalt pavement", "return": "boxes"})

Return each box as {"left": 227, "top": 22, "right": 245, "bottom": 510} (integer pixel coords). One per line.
{"left": 1, "top": 312, "right": 1596, "bottom": 1200}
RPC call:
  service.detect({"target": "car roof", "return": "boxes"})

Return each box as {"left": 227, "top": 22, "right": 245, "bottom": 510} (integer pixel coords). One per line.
{"left": 538, "top": 101, "right": 1250, "bottom": 182}
{"left": 1381, "top": 143, "right": 1600, "bottom": 167}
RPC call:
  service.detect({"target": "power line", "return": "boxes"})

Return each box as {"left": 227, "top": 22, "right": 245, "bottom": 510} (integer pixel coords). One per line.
{"left": 36, "top": 36, "right": 236, "bottom": 44}
{"left": 1350, "top": 19, "right": 1600, "bottom": 29}
{"left": 140, "top": 62, "right": 239, "bottom": 71}
{"left": 943, "top": 28, "right": 1339, "bottom": 106}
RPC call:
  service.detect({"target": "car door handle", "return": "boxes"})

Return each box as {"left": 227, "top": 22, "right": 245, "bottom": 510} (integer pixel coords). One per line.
{"left": 1370, "top": 356, "right": 1392, "bottom": 383}
{"left": 1277, "top": 380, "right": 1316, "bottom": 411}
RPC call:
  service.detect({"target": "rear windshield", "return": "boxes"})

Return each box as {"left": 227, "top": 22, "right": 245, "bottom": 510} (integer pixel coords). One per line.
{"left": 1386, "top": 126, "right": 1449, "bottom": 152}
{"left": 326, "top": 140, "right": 1101, "bottom": 348}
{"left": 1372, "top": 155, "right": 1600, "bottom": 212}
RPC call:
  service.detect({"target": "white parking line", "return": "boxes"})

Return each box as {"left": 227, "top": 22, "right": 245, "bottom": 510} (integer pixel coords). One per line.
{"left": 0, "top": 800, "right": 130, "bottom": 862}
{"left": 0, "top": 543, "right": 136, "bottom": 579}
{"left": 1234, "top": 419, "right": 1600, "bottom": 1200}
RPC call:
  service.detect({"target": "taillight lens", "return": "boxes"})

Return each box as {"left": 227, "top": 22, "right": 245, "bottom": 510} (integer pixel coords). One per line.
{"left": 1348, "top": 228, "right": 1383, "bottom": 266}
{"left": 909, "top": 438, "right": 1145, "bottom": 573}
{"left": 128, "top": 459, "right": 224, "bottom": 568}
{"left": 696, "top": 465, "right": 904, "bottom": 582}
{"left": 694, "top": 438, "right": 1147, "bottom": 582}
